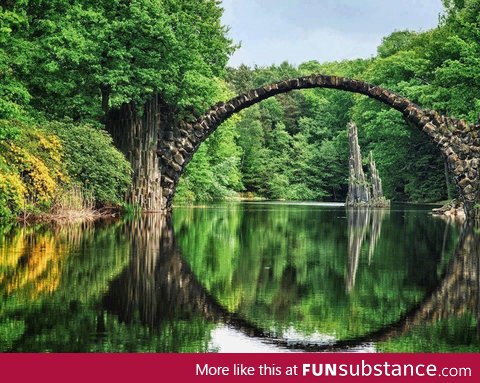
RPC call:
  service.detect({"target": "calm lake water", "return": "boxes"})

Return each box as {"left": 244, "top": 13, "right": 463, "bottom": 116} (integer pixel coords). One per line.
{"left": 1, "top": 202, "right": 479, "bottom": 352}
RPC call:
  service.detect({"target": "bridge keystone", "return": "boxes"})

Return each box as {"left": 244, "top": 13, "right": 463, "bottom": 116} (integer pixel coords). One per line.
{"left": 288, "top": 79, "right": 300, "bottom": 87}
{"left": 314, "top": 75, "right": 325, "bottom": 85}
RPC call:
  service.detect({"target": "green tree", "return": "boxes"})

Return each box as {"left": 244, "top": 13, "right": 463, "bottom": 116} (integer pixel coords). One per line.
{"left": 0, "top": 3, "right": 31, "bottom": 122}
{"left": 14, "top": 0, "right": 234, "bottom": 121}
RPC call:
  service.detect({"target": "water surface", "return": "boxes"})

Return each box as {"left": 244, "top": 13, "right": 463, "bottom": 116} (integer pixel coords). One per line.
{"left": 1, "top": 202, "right": 478, "bottom": 352}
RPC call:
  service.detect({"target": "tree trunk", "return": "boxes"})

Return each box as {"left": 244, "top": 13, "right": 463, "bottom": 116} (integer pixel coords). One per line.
{"left": 369, "top": 151, "right": 383, "bottom": 200}
{"left": 106, "top": 94, "right": 174, "bottom": 211}
{"left": 346, "top": 121, "right": 370, "bottom": 206}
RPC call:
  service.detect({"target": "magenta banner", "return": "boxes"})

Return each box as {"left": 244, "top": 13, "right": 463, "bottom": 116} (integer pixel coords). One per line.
{"left": 0, "top": 353, "right": 476, "bottom": 383}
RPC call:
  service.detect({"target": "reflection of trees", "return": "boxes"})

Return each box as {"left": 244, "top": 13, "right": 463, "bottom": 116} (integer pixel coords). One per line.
{"left": 0, "top": 222, "right": 127, "bottom": 304}
{"left": 174, "top": 204, "right": 433, "bottom": 337}
{"left": 103, "top": 212, "right": 477, "bottom": 352}
{"left": 0, "top": 222, "right": 130, "bottom": 351}
{"left": 0, "top": 228, "right": 68, "bottom": 299}
{"left": 1, "top": 207, "right": 470, "bottom": 352}
{"left": 170, "top": 205, "right": 457, "bottom": 341}
{"left": 306, "top": 221, "right": 480, "bottom": 351}
{"left": 346, "top": 208, "right": 387, "bottom": 291}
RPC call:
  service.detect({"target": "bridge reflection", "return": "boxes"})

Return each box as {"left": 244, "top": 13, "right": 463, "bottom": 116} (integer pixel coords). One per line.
{"left": 323, "top": 220, "right": 480, "bottom": 351}
{"left": 102, "top": 212, "right": 479, "bottom": 351}
{"left": 103, "top": 215, "right": 268, "bottom": 337}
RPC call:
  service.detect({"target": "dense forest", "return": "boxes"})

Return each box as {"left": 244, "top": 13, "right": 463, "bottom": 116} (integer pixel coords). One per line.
{"left": 1, "top": 0, "right": 480, "bottom": 218}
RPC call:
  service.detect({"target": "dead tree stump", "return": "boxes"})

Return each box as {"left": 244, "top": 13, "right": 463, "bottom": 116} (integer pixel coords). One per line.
{"left": 346, "top": 122, "right": 390, "bottom": 207}
{"left": 346, "top": 122, "right": 370, "bottom": 206}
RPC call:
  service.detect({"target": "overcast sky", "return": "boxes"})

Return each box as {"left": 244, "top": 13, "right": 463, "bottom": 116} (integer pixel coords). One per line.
{"left": 221, "top": 0, "right": 444, "bottom": 67}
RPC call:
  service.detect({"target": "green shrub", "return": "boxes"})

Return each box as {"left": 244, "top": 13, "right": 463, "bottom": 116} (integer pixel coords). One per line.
{"left": 48, "top": 123, "right": 131, "bottom": 205}
{"left": 0, "top": 120, "right": 20, "bottom": 141}
{"left": 0, "top": 119, "right": 131, "bottom": 219}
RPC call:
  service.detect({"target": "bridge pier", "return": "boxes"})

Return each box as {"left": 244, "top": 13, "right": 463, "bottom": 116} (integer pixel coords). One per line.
{"left": 107, "top": 94, "right": 176, "bottom": 212}
{"left": 462, "top": 197, "right": 480, "bottom": 222}
{"left": 462, "top": 166, "right": 480, "bottom": 221}
{"left": 445, "top": 144, "right": 480, "bottom": 221}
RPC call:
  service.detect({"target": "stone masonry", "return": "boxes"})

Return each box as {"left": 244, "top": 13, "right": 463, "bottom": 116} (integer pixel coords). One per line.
{"left": 157, "top": 75, "right": 480, "bottom": 220}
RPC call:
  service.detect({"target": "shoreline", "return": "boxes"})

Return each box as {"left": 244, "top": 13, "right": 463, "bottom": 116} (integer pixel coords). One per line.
{"left": 14, "top": 206, "right": 122, "bottom": 225}
{"left": 4, "top": 199, "right": 456, "bottom": 225}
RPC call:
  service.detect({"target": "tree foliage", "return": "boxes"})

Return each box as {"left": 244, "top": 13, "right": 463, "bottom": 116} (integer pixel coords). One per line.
{"left": 3, "top": 0, "right": 480, "bottom": 207}
{"left": 178, "top": 1, "right": 480, "bottom": 203}
{"left": 0, "top": 0, "right": 235, "bottom": 215}
{"left": 0, "top": 0, "right": 234, "bottom": 122}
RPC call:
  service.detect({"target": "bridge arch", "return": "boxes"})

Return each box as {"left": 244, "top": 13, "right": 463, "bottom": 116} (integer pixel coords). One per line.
{"left": 158, "top": 74, "right": 480, "bottom": 218}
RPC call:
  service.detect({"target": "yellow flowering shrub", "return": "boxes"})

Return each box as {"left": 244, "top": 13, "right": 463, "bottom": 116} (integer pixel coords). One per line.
{"left": 0, "top": 119, "right": 130, "bottom": 218}
{"left": 35, "top": 131, "right": 66, "bottom": 181}
{"left": 0, "top": 121, "right": 68, "bottom": 216}
{"left": 0, "top": 171, "right": 26, "bottom": 218}
{"left": 7, "top": 143, "right": 57, "bottom": 203}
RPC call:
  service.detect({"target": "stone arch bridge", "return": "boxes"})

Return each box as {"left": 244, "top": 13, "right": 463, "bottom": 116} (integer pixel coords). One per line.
{"left": 110, "top": 74, "right": 480, "bottom": 218}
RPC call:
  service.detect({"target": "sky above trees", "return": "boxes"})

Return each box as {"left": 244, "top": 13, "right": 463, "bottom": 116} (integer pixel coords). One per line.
{"left": 221, "top": 0, "right": 444, "bottom": 67}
